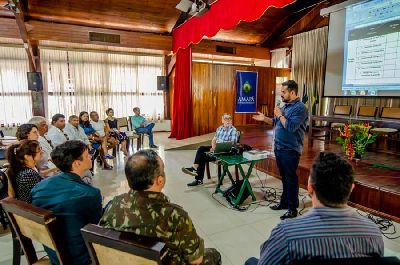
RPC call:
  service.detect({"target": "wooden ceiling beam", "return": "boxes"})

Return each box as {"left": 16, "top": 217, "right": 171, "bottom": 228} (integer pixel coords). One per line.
{"left": 262, "top": 1, "right": 329, "bottom": 48}
{"left": 10, "top": 0, "right": 38, "bottom": 71}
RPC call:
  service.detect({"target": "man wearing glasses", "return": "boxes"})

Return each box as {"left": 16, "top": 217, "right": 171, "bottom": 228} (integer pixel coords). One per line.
{"left": 182, "top": 113, "right": 238, "bottom": 186}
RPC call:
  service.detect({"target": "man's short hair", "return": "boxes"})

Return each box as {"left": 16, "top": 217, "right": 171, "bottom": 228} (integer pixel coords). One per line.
{"left": 125, "top": 149, "right": 163, "bottom": 191}
{"left": 133, "top": 107, "right": 140, "bottom": 112}
{"left": 282, "top": 80, "right": 298, "bottom": 95}
{"left": 90, "top": 111, "right": 97, "bottom": 117}
{"left": 28, "top": 116, "right": 47, "bottom": 126}
{"left": 310, "top": 152, "right": 354, "bottom": 207}
{"left": 51, "top": 114, "right": 65, "bottom": 125}
{"left": 69, "top": 115, "right": 78, "bottom": 122}
{"left": 51, "top": 140, "right": 88, "bottom": 172}
{"left": 222, "top": 113, "right": 232, "bottom": 119}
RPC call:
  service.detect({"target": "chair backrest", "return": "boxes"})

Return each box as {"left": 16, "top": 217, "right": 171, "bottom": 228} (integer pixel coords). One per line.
{"left": 381, "top": 107, "right": 400, "bottom": 119}
{"left": 81, "top": 224, "right": 165, "bottom": 265}
{"left": 292, "top": 256, "right": 400, "bottom": 265}
{"left": 3, "top": 169, "right": 15, "bottom": 198}
{"left": 237, "top": 130, "right": 242, "bottom": 143}
{"left": 0, "top": 197, "right": 69, "bottom": 264}
{"left": 333, "top": 105, "right": 352, "bottom": 116}
{"left": 358, "top": 106, "right": 377, "bottom": 117}
{"left": 117, "top": 117, "right": 129, "bottom": 131}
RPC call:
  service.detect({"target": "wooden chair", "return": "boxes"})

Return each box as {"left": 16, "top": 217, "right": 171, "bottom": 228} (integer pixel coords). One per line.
{"left": 357, "top": 106, "right": 377, "bottom": 117}
{"left": 113, "top": 117, "right": 139, "bottom": 154}
{"left": 329, "top": 105, "right": 353, "bottom": 141}
{"left": 128, "top": 116, "right": 147, "bottom": 150}
{"left": 81, "top": 224, "right": 165, "bottom": 265}
{"left": 0, "top": 197, "right": 70, "bottom": 265}
{"left": 370, "top": 107, "right": 400, "bottom": 152}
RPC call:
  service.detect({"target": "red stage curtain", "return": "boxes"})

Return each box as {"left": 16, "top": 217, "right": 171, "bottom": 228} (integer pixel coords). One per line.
{"left": 172, "top": 0, "right": 296, "bottom": 53}
{"left": 169, "top": 46, "right": 194, "bottom": 140}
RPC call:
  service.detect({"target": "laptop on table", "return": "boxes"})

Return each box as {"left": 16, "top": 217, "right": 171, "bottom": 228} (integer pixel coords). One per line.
{"left": 210, "top": 141, "right": 234, "bottom": 155}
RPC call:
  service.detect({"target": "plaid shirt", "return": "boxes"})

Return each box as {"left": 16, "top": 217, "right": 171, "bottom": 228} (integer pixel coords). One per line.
{"left": 215, "top": 125, "right": 238, "bottom": 143}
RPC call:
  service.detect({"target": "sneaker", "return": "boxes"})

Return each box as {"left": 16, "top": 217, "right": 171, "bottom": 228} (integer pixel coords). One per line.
{"left": 182, "top": 167, "right": 198, "bottom": 177}
{"left": 187, "top": 180, "right": 203, "bottom": 187}
{"left": 149, "top": 144, "right": 158, "bottom": 148}
{"left": 103, "top": 154, "right": 114, "bottom": 159}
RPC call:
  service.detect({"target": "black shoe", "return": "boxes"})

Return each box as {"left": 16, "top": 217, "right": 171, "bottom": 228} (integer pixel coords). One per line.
{"left": 270, "top": 203, "right": 288, "bottom": 211}
{"left": 187, "top": 180, "right": 203, "bottom": 187}
{"left": 280, "top": 210, "right": 298, "bottom": 220}
{"left": 182, "top": 167, "right": 198, "bottom": 177}
{"left": 149, "top": 144, "right": 158, "bottom": 148}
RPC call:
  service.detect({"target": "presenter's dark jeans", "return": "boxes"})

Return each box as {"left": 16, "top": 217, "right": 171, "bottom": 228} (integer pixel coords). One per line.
{"left": 194, "top": 146, "right": 216, "bottom": 181}
{"left": 275, "top": 149, "right": 300, "bottom": 211}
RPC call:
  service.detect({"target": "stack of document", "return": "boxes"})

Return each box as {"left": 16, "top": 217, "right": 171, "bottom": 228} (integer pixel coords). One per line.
{"left": 243, "top": 150, "right": 270, "bottom": 160}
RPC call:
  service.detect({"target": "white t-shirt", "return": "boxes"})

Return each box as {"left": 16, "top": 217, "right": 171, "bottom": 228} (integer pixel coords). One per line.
{"left": 90, "top": 120, "right": 106, "bottom": 137}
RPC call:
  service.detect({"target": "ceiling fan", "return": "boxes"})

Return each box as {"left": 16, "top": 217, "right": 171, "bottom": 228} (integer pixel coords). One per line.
{"left": 176, "top": 0, "right": 210, "bottom": 17}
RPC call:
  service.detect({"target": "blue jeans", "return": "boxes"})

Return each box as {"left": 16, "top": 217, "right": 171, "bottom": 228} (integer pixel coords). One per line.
{"left": 135, "top": 123, "right": 155, "bottom": 145}
{"left": 274, "top": 149, "right": 300, "bottom": 211}
{"left": 244, "top": 257, "right": 259, "bottom": 265}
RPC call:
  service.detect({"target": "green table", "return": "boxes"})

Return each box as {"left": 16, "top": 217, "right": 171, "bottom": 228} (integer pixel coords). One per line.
{"left": 210, "top": 154, "right": 266, "bottom": 207}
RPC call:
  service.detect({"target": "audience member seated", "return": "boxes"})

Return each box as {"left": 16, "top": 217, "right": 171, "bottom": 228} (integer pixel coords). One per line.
{"left": 90, "top": 111, "right": 119, "bottom": 155}
{"left": 99, "top": 149, "right": 221, "bottom": 265}
{"left": 131, "top": 107, "right": 158, "bottom": 148}
{"left": 32, "top": 140, "right": 103, "bottom": 265}
{"left": 79, "top": 111, "right": 113, "bottom": 170}
{"left": 47, "top": 114, "right": 69, "bottom": 147}
{"left": 245, "top": 152, "right": 384, "bottom": 265}
{"left": 64, "top": 115, "right": 92, "bottom": 147}
{"left": 16, "top": 123, "right": 58, "bottom": 177}
{"left": 6, "top": 140, "right": 42, "bottom": 203}
{"left": 182, "top": 113, "right": 238, "bottom": 186}
{"left": 104, "top": 108, "right": 129, "bottom": 155}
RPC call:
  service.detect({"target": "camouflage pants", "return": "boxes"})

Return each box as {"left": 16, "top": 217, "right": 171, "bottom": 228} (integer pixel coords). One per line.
{"left": 202, "top": 248, "right": 222, "bottom": 265}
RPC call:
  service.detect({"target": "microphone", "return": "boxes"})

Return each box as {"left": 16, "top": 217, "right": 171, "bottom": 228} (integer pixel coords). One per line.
{"left": 276, "top": 99, "right": 282, "bottom": 108}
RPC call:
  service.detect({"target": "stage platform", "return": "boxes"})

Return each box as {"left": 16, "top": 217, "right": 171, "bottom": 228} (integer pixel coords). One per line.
{"left": 238, "top": 125, "right": 400, "bottom": 222}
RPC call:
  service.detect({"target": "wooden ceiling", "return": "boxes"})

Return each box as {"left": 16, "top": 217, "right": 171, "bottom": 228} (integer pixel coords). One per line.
{"left": 0, "top": 0, "right": 341, "bottom": 53}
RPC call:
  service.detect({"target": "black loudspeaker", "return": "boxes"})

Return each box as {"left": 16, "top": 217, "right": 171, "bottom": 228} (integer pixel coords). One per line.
{"left": 157, "top": 76, "right": 168, "bottom": 91}
{"left": 27, "top": 72, "right": 43, "bottom": 92}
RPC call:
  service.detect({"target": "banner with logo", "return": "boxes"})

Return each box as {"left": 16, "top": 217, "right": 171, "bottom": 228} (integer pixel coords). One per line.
{"left": 235, "top": 71, "right": 258, "bottom": 113}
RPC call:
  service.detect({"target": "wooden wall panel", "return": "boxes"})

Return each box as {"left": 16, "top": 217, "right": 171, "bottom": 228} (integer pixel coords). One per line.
{"left": 190, "top": 62, "right": 291, "bottom": 136}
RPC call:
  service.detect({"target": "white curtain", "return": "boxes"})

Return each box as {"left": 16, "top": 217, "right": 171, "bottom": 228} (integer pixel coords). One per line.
{"left": 292, "top": 27, "right": 328, "bottom": 115}
{"left": 41, "top": 49, "right": 164, "bottom": 120}
{"left": 0, "top": 46, "right": 32, "bottom": 124}
{"left": 271, "top": 48, "right": 289, "bottom": 68}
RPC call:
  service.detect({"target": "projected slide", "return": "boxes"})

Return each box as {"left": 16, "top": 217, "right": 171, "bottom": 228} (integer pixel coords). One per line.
{"left": 342, "top": 0, "right": 400, "bottom": 96}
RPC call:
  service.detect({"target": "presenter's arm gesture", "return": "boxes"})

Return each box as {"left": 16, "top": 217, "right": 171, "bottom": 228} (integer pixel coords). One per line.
{"left": 253, "top": 112, "right": 272, "bottom": 125}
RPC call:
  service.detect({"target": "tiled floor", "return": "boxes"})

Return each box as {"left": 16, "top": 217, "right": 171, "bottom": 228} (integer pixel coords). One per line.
{"left": 1, "top": 132, "right": 400, "bottom": 265}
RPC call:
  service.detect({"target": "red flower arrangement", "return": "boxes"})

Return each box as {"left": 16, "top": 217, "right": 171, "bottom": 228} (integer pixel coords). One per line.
{"left": 336, "top": 122, "right": 376, "bottom": 160}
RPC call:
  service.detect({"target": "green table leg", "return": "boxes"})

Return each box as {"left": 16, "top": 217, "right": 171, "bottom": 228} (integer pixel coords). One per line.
{"left": 214, "top": 164, "right": 228, "bottom": 194}
{"left": 230, "top": 162, "right": 257, "bottom": 207}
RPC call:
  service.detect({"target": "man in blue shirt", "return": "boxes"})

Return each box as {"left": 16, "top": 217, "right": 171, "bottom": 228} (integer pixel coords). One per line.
{"left": 253, "top": 80, "right": 308, "bottom": 219}
{"left": 31, "top": 140, "right": 102, "bottom": 265}
{"left": 131, "top": 107, "right": 158, "bottom": 148}
{"left": 182, "top": 113, "right": 238, "bottom": 186}
{"left": 245, "top": 152, "right": 383, "bottom": 265}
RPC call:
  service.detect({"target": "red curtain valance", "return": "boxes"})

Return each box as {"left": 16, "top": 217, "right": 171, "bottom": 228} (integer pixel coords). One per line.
{"left": 172, "top": 0, "right": 296, "bottom": 53}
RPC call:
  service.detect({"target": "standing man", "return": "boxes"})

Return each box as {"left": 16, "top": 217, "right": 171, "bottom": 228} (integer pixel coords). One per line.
{"left": 253, "top": 80, "right": 308, "bottom": 219}
{"left": 131, "top": 107, "right": 158, "bottom": 148}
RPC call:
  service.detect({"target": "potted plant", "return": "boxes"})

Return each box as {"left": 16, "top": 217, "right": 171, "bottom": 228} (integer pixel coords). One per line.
{"left": 336, "top": 123, "right": 376, "bottom": 160}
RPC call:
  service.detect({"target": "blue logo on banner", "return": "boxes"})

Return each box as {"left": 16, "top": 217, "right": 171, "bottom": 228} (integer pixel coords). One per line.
{"left": 236, "top": 71, "right": 258, "bottom": 113}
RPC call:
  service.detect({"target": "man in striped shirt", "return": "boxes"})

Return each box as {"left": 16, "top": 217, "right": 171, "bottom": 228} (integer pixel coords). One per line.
{"left": 182, "top": 113, "right": 238, "bottom": 186}
{"left": 246, "top": 152, "right": 384, "bottom": 265}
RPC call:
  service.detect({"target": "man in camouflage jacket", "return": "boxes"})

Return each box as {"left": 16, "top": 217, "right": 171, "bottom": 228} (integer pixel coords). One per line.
{"left": 99, "top": 149, "right": 221, "bottom": 265}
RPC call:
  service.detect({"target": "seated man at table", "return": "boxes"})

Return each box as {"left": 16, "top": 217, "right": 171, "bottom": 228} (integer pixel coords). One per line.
{"left": 245, "top": 152, "right": 384, "bottom": 265}
{"left": 31, "top": 140, "right": 102, "bottom": 265}
{"left": 131, "top": 107, "right": 158, "bottom": 148}
{"left": 182, "top": 113, "right": 238, "bottom": 186}
{"left": 99, "top": 149, "right": 221, "bottom": 265}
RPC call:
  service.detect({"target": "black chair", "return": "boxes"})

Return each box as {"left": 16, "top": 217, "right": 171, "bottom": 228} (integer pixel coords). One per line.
{"left": 292, "top": 256, "right": 400, "bottom": 265}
